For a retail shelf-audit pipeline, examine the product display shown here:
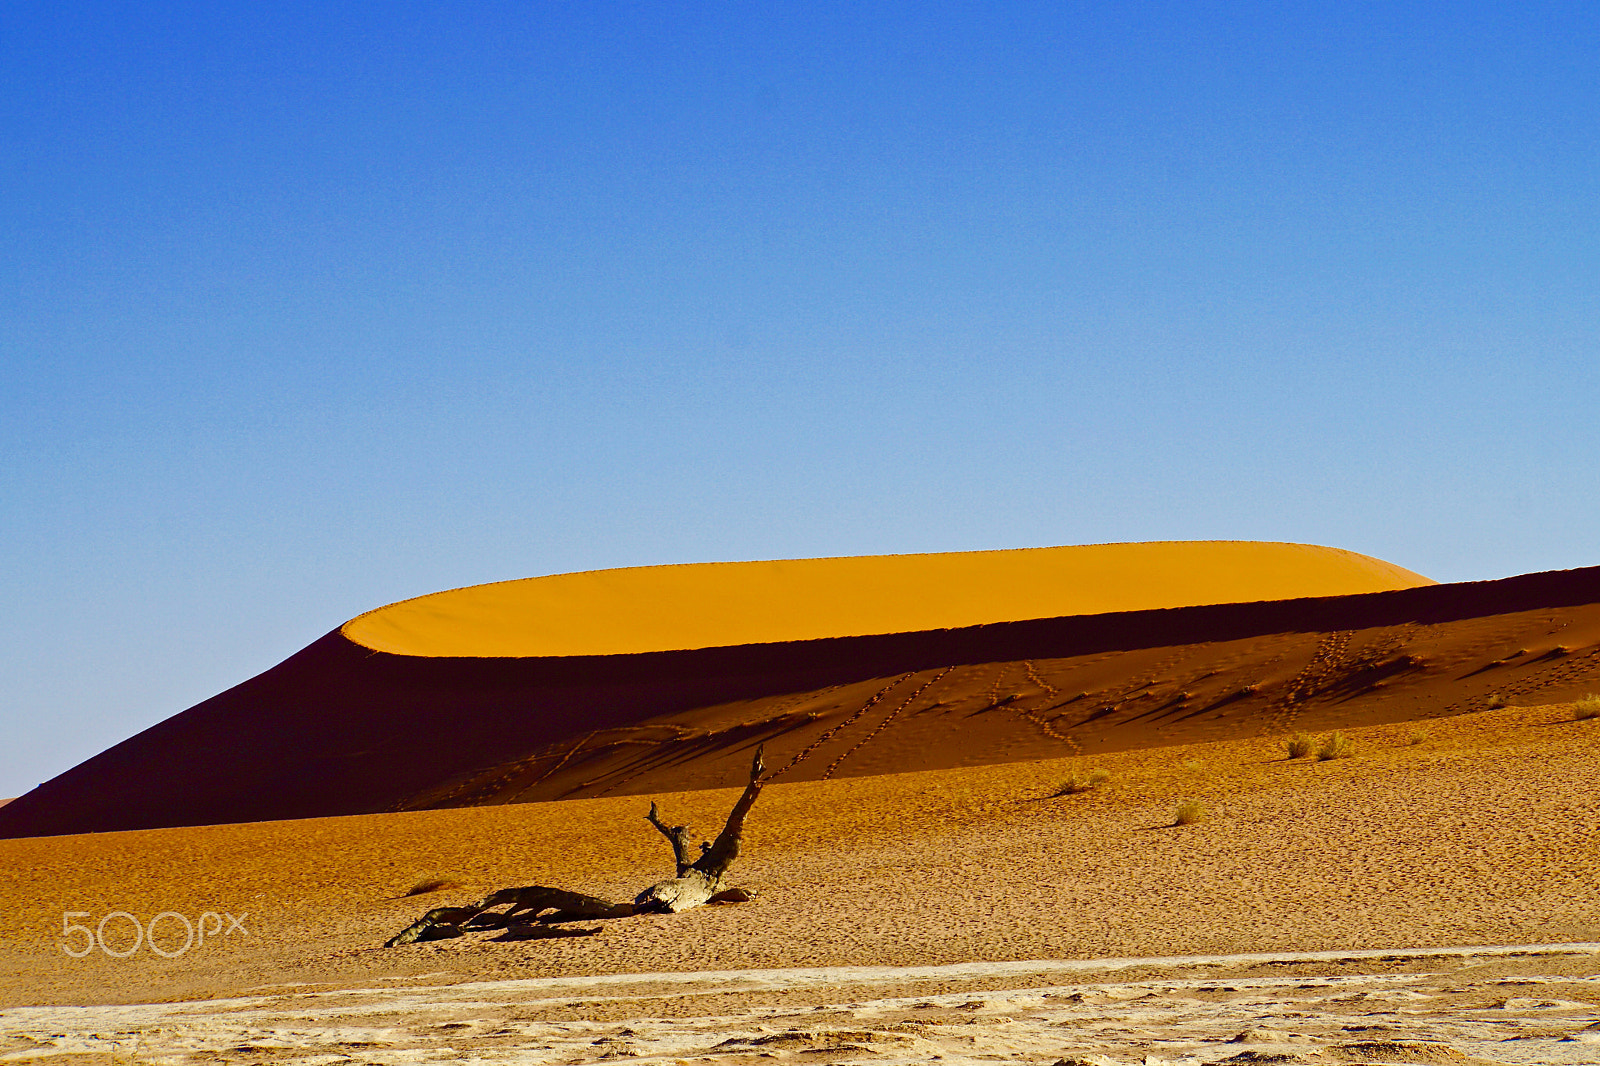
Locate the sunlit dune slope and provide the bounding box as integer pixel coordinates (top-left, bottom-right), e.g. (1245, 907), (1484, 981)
(343, 541), (1434, 657)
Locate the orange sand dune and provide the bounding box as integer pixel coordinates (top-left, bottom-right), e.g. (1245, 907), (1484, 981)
(13, 543), (1600, 843)
(344, 541), (1432, 657)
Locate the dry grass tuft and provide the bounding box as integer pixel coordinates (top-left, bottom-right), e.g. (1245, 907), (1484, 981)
(1406, 730), (1428, 746)
(402, 876), (464, 897)
(1173, 799), (1207, 826)
(1486, 693), (1509, 709)
(1053, 769), (1111, 797)
(1316, 732), (1353, 761)
(1283, 732), (1314, 759)
(1574, 695), (1600, 721)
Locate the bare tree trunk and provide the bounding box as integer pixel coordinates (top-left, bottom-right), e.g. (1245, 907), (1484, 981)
(386, 744), (767, 946)
(635, 745), (765, 913)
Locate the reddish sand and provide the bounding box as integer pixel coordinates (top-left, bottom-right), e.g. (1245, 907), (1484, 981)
(7, 546), (1600, 840)
(2, 697), (1597, 1012)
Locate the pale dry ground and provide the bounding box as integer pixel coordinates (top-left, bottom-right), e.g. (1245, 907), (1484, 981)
(344, 541), (1430, 656)
(2, 698), (1597, 1018)
(6, 945), (1600, 1064)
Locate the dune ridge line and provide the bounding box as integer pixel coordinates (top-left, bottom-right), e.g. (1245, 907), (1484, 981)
(341, 540), (1434, 658)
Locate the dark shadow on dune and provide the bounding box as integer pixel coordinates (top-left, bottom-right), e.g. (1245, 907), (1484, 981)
(3, 565), (1600, 837)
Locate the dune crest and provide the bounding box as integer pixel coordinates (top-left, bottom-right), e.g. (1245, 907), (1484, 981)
(343, 541), (1434, 658)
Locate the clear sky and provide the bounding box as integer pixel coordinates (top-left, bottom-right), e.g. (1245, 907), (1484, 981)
(3, 2), (1597, 798)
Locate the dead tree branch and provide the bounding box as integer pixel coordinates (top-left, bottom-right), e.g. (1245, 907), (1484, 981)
(645, 801), (696, 876)
(385, 744), (767, 946)
(634, 744), (765, 913)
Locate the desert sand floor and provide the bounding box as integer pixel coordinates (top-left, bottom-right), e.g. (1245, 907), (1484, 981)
(2, 700), (1598, 1061)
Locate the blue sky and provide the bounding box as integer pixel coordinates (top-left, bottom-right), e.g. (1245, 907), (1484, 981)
(3, 1), (1597, 798)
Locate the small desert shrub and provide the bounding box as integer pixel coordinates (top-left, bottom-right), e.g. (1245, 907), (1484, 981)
(1316, 731), (1352, 761)
(1173, 799), (1207, 826)
(1406, 730), (1428, 746)
(1574, 694), (1600, 721)
(1487, 693), (1509, 709)
(1283, 732), (1314, 759)
(1053, 769), (1111, 796)
(403, 876), (463, 897)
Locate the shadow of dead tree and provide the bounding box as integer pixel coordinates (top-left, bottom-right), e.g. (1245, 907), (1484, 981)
(385, 746), (767, 947)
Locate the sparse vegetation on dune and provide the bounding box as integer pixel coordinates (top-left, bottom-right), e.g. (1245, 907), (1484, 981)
(1284, 733), (1314, 759)
(1574, 695), (1600, 721)
(1316, 732), (1353, 761)
(1173, 799), (1207, 826)
(1487, 693), (1509, 709)
(1284, 731), (1353, 760)
(1052, 769), (1111, 797)
(403, 876), (464, 897)
(1406, 730), (1428, 746)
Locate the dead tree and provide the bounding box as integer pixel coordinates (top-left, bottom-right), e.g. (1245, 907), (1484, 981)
(386, 745), (766, 947)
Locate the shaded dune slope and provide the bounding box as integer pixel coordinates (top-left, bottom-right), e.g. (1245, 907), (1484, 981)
(4, 552), (1600, 838)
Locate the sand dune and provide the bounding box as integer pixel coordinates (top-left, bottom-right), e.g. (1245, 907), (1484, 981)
(343, 541), (1434, 657)
(7, 544), (1600, 840)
